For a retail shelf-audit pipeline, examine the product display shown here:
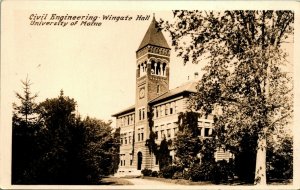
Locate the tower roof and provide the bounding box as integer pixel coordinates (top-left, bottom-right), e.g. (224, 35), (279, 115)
(137, 16), (170, 51)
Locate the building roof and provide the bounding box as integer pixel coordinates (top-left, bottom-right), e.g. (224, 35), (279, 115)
(112, 81), (198, 117)
(111, 104), (135, 117)
(137, 17), (170, 51)
(149, 81), (198, 104)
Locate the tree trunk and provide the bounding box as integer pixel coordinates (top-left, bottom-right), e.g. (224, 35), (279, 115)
(255, 130), (267, 185)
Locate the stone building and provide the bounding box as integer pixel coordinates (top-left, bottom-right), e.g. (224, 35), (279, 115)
(112, 17), (231, 176)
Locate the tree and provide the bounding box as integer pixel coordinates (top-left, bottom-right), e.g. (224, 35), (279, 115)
(12, 77), (40, 184)
(111, 127), (121, 174)
(163, 11), (294, 185)
(77, 117), (119, 184)
(35, 90), (77, 184)
(157, 137), (172, 170)
(174, 112), (201, 169)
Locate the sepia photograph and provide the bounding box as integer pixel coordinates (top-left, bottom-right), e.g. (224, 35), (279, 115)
(0, 1), (299, 189)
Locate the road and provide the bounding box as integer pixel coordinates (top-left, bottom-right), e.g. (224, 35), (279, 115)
(125, 178), (184, 187)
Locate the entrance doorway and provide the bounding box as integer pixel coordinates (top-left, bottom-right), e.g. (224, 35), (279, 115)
(137, 151), (142, 170)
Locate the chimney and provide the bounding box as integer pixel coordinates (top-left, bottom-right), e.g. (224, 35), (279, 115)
(194, 72), (199, 79)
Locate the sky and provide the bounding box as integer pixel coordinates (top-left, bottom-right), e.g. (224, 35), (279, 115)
(2, 8), (205, 124)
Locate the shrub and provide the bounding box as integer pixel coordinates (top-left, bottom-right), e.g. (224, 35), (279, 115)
(151, 171), (158, 177)
(141, 168), (152, 176)
(211, 160), (230, 184)
(172, 171), (183, 179)
(190, 162), (215, 181)
(190, 160), (235, 183)
(161, 165), (181, 179)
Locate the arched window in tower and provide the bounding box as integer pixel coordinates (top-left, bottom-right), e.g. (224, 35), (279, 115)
(151, 60), (155, 75)
(137, 64), (140, 78)
(144, 61), (147, 74)
(156, 62), (161, 75)
(162, 63), (167, 76)
(140, 63), (143, 77)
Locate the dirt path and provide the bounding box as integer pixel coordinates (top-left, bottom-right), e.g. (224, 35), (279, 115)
(125, 178), (184, 187)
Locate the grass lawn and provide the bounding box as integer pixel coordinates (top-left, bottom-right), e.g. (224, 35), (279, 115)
(142, 176), (213, 185)
(100, 176), (133, 185)
(142, 176), (293, 186)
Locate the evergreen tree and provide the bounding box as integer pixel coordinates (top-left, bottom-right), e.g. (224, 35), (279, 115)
(12, 77), (40, 184)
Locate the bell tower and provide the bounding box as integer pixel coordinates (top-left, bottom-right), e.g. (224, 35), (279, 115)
(133, 16), (171, 171)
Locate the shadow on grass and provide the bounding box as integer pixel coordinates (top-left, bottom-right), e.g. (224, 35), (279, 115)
(99, 176), (133, 185)
(142, 176), (292, 186)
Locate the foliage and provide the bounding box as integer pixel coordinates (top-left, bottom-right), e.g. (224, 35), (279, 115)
(162, 10), (294, 184)
(190, 162), (214, 182)
(157, 138), (173, 170)
(12, 77), (41, 184)
(111, 127), (121, 174)
(145, 106), (173, 171)
(12, 84), (119, 184)
(160, 165), (181, 179)
(141, 168), (153, 176)
(145, 106), (158, 155)
(174, 112), (201, 169)
(267, 135), (293, 180)
(189, 160), (234, 183)
(77, 117), (118, 183)
(151, 170), (159, 177)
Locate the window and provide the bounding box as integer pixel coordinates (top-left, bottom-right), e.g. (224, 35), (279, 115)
(205, 128), (210, 137)
(157, 85), (160, 93)
(125, 137), (127, 144)
(156, 107), (159, 118)
(121, 138), (123, 145)
(129, 132), (132, 144)
(161, 105), (165, 116)
(170, 102), (173, 114)
(139, 108), (145, 121)
(142, 108), (145, 120)
(167, 129), (171, 138)
(141, 128), (144, 141)
(161, 130), (165, 139)
(131, 115), (134, 124)
(155, 126), (159, 139)
(174, 128), (177, 137)
(139, 109), (141, 120)
(120, 154), (125, 166)
(130, 154), (133, 165)
(165, 104), (169, 115)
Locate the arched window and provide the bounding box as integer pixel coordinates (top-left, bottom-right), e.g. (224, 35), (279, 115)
(156, 62), (161, 75)
(137, 64), (140, 78)
(162, 63), (167, 76)
(151, 60), (155, 75)
(144, 61), (147, 73)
